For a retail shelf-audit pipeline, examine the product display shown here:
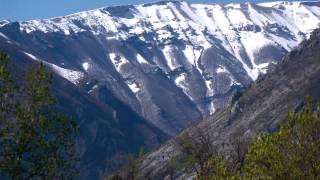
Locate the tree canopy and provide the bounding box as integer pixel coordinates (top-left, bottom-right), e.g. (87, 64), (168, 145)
(0, 52), (79, 179)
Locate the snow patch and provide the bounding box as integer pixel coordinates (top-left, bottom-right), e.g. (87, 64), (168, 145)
(24, 52), (84, 85)
(0, 32), (9, 40)
(162, 46), (178, 70)
(182, 45), (198, 66)
(208, 100), (216, 115)
(50, 64), (84, 85)
(109, 53), (129, 72)
(136, 54), (149, 64)
(24, 52), (39, 61)
(88, 84), (99, 94)
(256, 62), (270, 74)
(128, 83), (140, 93)
(258, 1), (284, 7)
(205, 79), (213, 97)
(216, 66), (226, 73)
(0, 20), (10, 27)
(174, 73), (193, 100)
(82, 62), (90, 71)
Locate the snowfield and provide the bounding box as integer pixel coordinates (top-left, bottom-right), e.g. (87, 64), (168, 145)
(2, 0), (319, 134)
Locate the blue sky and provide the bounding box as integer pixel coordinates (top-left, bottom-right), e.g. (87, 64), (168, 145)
(0, 0), (300, 21)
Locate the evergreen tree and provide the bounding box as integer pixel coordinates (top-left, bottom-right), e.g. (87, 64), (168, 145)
(245, 97), (320, 179)
(0, 52), (79, 179)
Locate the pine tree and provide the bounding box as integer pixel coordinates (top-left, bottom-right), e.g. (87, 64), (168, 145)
(0, 52), (79, 179)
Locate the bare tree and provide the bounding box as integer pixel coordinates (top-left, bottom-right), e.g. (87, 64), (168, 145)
(175, 126), (216, 175)
(229, 127), (251, 175)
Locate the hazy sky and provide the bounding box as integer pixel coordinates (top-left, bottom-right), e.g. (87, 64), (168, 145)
(0, 0), (303, 21)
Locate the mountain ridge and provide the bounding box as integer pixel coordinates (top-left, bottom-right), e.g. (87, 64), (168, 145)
(0, 37), (169, 179)
(1, 1), (318, 135)
(135, 27), (320, 179)
(0, 0), (320, 178)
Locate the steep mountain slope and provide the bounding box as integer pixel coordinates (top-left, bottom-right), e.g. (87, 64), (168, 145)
(136, 28), (320, 179)
(0, 39), (168, 179)
(1, 1), (319, 135)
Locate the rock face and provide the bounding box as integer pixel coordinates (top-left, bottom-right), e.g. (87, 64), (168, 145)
(136, 28), (320, 179)
(1, 1), (319, 135)
(0, 0), (320, 178)
(0, 40), (169, 179)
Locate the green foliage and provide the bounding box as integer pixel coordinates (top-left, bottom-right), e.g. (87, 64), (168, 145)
(108, 174), (123, 180)
(0, 52), (79, 179)
(138, 146), (145, 158)
(126, 154), (138, 180)
(245, 97), (320, 179)
(194, 97), (320, 180)
(197, 156), (241, 180)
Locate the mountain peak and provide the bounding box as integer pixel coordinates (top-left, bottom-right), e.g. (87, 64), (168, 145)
(136, 23), (320, 180)
(4, 0), (319, 80)
(1, 0), (320, 130)
(0, 20), (10, 27)
(141, 0), (185, 7)
(1, 0), (320, 178)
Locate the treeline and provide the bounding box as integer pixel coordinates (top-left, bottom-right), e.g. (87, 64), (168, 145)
(109, 97), (320, 180)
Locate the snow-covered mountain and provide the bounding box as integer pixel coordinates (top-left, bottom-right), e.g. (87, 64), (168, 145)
(1, 0), (320, 178)
(1, 0), (320, 135)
